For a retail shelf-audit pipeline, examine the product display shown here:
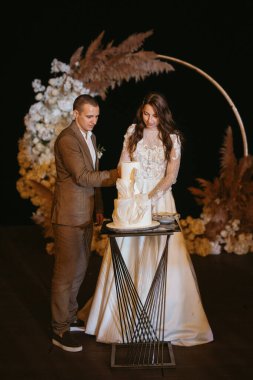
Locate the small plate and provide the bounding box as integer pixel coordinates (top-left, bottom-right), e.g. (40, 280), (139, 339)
(152, 212), (180, 224)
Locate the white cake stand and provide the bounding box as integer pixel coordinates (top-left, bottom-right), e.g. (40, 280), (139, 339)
(106, 220), (160, 232)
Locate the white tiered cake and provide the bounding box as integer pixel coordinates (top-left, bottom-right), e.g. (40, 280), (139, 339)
(111, 161), (152, 229)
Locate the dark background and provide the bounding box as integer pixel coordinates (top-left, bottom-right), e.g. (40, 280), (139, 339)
(2, 0), (253, 225)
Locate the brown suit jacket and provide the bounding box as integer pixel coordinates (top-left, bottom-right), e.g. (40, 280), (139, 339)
(51, 121), (117, 226)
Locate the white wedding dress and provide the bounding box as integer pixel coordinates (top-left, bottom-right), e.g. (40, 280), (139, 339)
(79, 124), (213, 346)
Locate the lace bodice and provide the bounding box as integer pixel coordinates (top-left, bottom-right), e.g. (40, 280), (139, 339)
(118, 124), (181, 202)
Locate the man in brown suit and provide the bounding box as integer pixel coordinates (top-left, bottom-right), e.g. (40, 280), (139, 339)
(51, 94), (118, 352)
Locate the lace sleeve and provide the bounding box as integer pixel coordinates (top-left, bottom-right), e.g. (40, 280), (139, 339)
(149, 134), (181, 203)
(118, 124), (136, 164)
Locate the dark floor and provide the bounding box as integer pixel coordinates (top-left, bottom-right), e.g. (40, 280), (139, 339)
(0, 225), (253, 380)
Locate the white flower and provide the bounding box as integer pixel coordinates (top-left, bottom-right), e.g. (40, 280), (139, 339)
(32, 79), (45, 93)
(220, 230), (228, 238)
(35, 93), (44, 101)
(209, 241), (222, 254)
(51, 59), (70, 74)
(58, 99), (73, 112)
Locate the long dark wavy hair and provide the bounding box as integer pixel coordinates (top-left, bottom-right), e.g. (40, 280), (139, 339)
(128, 92), (183, 160)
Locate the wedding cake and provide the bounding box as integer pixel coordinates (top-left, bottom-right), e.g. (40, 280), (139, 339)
(111, 161), (152, 228)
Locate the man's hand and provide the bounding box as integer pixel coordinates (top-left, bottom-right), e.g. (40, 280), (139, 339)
(117, 165), (121, 178)
(96, 213), (104, 225)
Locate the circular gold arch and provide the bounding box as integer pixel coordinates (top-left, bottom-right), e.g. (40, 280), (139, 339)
(157, 54), (248, 157)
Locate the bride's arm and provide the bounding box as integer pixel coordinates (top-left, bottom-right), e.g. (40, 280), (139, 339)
(117, 124), (135, 165)
(118, 145), (131, 164)
(148, 135), (181, 202)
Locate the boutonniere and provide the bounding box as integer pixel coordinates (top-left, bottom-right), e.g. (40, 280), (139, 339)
(97, 144), (106, 159)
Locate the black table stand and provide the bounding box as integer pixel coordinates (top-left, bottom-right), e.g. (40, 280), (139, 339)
(100, 220), (180, 371)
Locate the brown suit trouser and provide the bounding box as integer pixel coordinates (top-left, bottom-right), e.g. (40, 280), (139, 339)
(51, 223), (93, 335)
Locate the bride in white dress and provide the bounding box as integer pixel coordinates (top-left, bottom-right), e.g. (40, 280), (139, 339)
(79, 92), (213, 346)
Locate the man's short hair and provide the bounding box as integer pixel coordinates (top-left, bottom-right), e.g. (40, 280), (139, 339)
(73, 94), (99, 112)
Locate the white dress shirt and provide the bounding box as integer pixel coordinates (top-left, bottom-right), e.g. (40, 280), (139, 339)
(80, 129), (96, 168)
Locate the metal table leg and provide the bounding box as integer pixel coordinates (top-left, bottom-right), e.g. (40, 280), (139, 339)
(110, 235), (176, 369)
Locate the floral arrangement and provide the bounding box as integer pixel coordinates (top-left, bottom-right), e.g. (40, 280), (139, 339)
(180, 127), (253, 256)
(16, 30), (173, 253)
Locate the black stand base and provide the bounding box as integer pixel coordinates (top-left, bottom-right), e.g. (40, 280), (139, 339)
(111, 341), (176, 369)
